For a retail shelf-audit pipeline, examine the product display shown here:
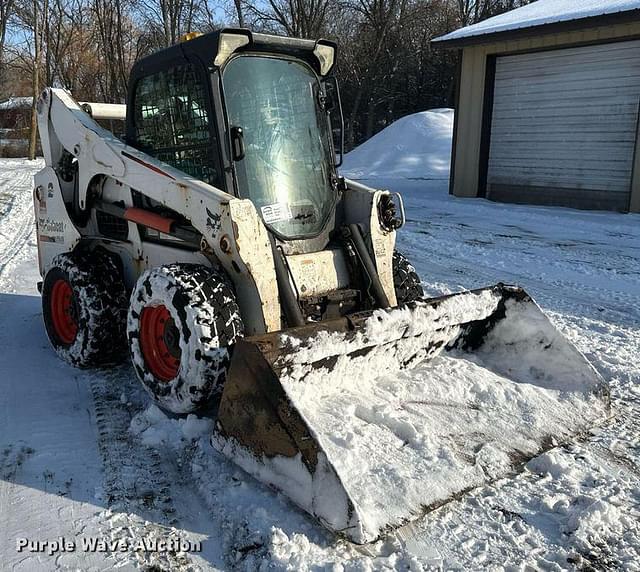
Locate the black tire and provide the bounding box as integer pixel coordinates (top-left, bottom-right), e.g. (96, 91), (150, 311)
(393, 250), (423, 305)
(42, 250), (128, 367)
(127, 264), (244, 414)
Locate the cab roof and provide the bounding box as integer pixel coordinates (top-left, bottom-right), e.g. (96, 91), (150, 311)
(131, 28), (337, 79)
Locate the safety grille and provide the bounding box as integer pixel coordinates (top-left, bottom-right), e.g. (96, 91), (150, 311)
(133, 64), (220, 186)
(96, 210), (129, 241)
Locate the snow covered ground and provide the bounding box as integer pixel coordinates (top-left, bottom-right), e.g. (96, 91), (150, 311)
(1, 108), (639, 571)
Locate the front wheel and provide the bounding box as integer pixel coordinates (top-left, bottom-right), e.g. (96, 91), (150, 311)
(393, 250), (424, 305)
(127, 264), (244, 414)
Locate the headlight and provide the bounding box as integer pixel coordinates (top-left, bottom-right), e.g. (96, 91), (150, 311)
(378, 192), (405, 231)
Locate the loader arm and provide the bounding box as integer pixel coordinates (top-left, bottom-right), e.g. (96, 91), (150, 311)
(36, 87), (281, 334)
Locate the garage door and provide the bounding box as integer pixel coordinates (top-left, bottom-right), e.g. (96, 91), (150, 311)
(486, 40), (640, 211)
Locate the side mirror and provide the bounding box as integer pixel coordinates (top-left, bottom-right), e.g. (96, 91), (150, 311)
(323, 76), (344, 168)
(230, 126), (245, 161)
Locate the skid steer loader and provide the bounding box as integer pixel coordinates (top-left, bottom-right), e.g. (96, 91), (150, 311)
(33, 28), (610, 544)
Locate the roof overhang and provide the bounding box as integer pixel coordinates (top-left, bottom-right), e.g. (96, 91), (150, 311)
(433, 8), (640, 49)
(132, 28), (338, 80)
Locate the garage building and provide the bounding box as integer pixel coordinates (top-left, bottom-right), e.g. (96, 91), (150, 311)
(434, 0), (640, 213)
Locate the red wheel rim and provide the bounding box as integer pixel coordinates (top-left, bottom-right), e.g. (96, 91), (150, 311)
(50, 279), (78, 344)
(140, 305), (181, 382)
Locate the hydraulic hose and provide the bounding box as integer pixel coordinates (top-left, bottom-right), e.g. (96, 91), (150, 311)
(270, 238), (305, 327)
(346, 223), (390, 309)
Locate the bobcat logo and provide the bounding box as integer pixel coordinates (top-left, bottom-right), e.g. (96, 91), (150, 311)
(206, 208), (222, 237)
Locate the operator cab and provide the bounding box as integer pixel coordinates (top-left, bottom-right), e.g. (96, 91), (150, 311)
(126, 29), (343, 243)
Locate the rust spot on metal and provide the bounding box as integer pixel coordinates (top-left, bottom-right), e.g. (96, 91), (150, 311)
(121, 151), (175, 180)
(220, 234), (232, 254)
(200, 237), (214, 254)
(132, 252), (146, 275)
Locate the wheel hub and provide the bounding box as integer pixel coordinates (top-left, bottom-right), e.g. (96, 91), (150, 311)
(140, 305), (181, 382)
(50, 279), (78, 344)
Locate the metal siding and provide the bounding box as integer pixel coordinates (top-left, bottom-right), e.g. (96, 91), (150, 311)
(487, 40), (640, 204)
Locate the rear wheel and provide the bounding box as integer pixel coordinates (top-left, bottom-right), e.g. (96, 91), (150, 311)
(42, 251), (128, 367)
(393, 250), (423, 305)
(127, 264), (244, 414)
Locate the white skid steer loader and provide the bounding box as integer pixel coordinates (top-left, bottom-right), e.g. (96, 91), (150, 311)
(33, 29), (610, 544)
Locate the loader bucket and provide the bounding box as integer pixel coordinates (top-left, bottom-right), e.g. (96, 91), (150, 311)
(211, 284), (610, 544)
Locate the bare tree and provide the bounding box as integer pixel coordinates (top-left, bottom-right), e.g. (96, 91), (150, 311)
(245, 0), (334, 38)
(92, 0), (141, 100)
(10, 0), (48, 157)
(0, 0), (17, 94)
(456, 0), (531, 26)
(337, 0), (410, 145)
(28, 0), (47, 158)
(233, 0), (243, 27)
(136, 0), (204, 48)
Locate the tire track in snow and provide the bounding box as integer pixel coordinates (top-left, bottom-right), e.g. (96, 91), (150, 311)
(0, 443), (35, 549)
(0, 211), (33, 277)
(0, 163), (37, 280)
(88, 367), (197, 570)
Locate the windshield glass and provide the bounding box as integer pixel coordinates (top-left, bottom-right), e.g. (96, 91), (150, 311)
(222, 55), (335, 238)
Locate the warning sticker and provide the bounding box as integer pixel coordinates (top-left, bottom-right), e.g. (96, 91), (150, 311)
(261, 203), (292, 224)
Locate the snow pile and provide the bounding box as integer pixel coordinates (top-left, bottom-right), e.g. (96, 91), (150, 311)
(341, 109), (453, 182)
(435, 0), (640, 43)
(213, 287), (609, 544)
(130, 404), (214, 450)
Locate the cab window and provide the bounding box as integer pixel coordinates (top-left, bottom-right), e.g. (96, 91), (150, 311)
(133, 64), (220, 187)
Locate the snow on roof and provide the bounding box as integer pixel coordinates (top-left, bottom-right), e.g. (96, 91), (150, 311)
(0, 97), (33, 110)
(434, 0), (640, 44)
